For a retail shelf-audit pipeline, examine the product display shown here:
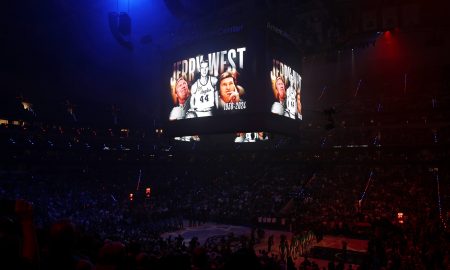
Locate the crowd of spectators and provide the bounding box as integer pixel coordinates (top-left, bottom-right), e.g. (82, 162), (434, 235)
(1, 118), (449, 269)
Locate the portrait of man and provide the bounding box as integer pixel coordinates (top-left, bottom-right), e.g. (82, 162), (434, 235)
(297, 88), (302, 120)
(270, 72), (287, 116)
(169, 76), (191, 120)
(218, 70), (245, 111)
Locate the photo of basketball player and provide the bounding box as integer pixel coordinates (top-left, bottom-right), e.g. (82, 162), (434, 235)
(270, 67), (303, 120)
(234, 132), (245, 143)
(218, 70), (245, 111)
(270, 71), (287, 116)
(234, 132), (268, 143)
(297, 87), (302, 120)
(169, 76), (191, 120)
(285, 74), (297, 119)
(189, 61), (218, 117)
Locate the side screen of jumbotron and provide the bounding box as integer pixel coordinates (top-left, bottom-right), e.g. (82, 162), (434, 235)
(266, 23), (303, 121)
(269, 59), (302, 120)
(169, 47), (248, 121)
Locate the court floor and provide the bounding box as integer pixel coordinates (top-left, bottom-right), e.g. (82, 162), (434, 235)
(162, 221), (368, 269)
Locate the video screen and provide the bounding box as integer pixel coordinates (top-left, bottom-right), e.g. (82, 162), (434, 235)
(169, 47), (248, 120)
(164, 21), (304, 138)
(173, 135), (200, 142)
(269, 59), (302, 120)
(234, 132), (269, 143)
(173, 132), (269, 143)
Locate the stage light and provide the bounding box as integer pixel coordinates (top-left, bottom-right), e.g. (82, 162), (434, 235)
(397, 212), (404, 224)
(120, 129), (129, 138)
(21, 101), (31, 110)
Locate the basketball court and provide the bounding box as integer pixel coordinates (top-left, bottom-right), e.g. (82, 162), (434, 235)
(162, 221), (368, 269)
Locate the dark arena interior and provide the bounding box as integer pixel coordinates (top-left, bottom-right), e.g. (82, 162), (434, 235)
(1, 1), (449, 269)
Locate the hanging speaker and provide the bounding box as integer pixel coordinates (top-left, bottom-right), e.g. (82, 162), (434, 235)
(382, 7), (398, 30)
(401, 4), (419, 28)
(119, 12), (131, 36)
(108, 12), (119, 35)
(108, 12), (133, 50)
(362, 10), (378, 32)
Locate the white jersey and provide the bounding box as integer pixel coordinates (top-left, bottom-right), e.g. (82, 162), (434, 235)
(271, 101), (285, 115)
(190, 77), (216, 112)
(244, 132), (257, 142)
(169, 103), (188, 120)
(285, 86), (297, 119)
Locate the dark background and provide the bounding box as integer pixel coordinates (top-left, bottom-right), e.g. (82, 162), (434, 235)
(2, 0), (449, 130)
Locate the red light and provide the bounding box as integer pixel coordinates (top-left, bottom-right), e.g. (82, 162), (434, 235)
(145, 187), (151, 198)
(129, 193), (134, 201)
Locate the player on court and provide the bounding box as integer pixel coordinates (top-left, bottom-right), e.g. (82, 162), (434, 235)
(189, 61), (218, 117)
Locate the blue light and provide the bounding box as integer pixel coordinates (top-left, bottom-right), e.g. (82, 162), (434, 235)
(360, 171), (374, 201)
(377, 103), (382, 112)
(434, 170), (447, 229)
(320, 137), (326, 148)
